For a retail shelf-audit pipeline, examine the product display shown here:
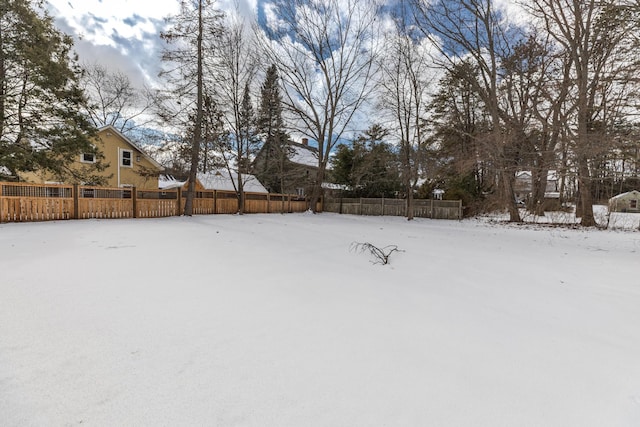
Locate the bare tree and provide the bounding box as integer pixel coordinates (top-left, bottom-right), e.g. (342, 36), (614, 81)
(80, 63), (157, 135)
(527, 0), (639, 226)
(256, 0), (382, 212)
(215, 8), (259, 214)
(379, 2), (433, 220)
(413, 0), (525, 222)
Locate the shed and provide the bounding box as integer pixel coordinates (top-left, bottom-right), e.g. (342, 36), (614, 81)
(609, 190), (640, 213)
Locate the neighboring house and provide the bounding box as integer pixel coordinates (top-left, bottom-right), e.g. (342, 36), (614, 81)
(432, 189), (445, 200)
(514, 170), (559, 202)
(253, 138), (319, 196)
(20, 126), (164, 189)
(159, 169), (268, 194)
(609, 190), (640, 213)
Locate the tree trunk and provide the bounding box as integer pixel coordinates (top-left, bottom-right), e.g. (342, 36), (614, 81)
(308, 166), (324, 213)
(184, 0), (204, 216)
(577, 156), (596, 226)
(502, 171), (521, 222)
(237, 171), (244, 214)
(406, 185), (414, 220)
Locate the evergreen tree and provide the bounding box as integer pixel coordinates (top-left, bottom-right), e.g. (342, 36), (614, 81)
(428, 62), (493, 214)
(330, 125), (402, 198)
(0, 0), (99, 182)
(256, 64), (290, 193)
(200, 94), (227, 173)
(176, 92), (228, 175)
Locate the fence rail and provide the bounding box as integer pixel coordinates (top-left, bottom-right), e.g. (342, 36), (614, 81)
(0, 182), (312, 223)
(323, 197), (462, 220)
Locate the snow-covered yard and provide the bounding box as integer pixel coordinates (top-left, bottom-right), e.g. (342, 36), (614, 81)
(1, 213), (639, 426)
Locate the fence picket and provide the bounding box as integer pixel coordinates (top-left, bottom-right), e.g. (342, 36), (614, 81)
(0, 181), (313, 223)
(323, 197), (462, 220)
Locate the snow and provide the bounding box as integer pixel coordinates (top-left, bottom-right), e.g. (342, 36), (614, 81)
(485, 205), (640, 231)
(158, 171), (269, 193)
(157, 174), (186, 190)
(198, 170), (268, 193)
(289, 144), (318, 168)
(1, 213), (640, 426)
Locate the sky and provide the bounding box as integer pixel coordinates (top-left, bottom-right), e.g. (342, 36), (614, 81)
(44, 0), (529, 88)
(45, 0), (258, 88)
(1, 212), (640, 425)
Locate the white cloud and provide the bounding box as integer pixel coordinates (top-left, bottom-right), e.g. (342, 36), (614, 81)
(45, 0), (258, 88)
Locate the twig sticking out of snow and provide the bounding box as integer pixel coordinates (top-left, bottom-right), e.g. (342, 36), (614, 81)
(351, 242), (403, 265)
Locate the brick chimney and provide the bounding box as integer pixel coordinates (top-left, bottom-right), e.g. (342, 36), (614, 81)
(301, 138), (308, 146)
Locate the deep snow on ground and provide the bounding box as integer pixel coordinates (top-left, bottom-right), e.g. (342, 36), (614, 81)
(1, 213), (640, 426)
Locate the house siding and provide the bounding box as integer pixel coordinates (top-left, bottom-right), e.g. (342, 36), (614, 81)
(96, 130), (161, 189)
(609, 190), (640, 213)
(20, 127), (162, 190)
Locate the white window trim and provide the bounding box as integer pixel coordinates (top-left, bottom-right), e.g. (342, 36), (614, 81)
(120, 149), (133, 168)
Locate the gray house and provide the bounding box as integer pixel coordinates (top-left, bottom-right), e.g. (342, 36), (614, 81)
(609, 190), (640, 213)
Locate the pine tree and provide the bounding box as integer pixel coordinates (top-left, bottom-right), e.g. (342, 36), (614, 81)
(256, 64), (290, 193)
(330, 125), (402, 198)
(0, 0), (99, 181)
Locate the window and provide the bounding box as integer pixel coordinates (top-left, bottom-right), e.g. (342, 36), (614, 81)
(296, 188), (305, 197)
(631, 200), (638, 209)
(121, 149), (132, 167)
(81, 152), (95, 163)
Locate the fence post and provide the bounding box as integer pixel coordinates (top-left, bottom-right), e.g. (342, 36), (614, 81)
(0, 182), (4, 223)
(359, 198), (363, 216)
(213, 190), (218, 214)
(177, 187), (182, 217)
(381, 197), (385, 216)
(431, 198), (434, 219)
(72, 184), (79, 219)
(132, 187), (138, 218)
(458, 200), (463, 219)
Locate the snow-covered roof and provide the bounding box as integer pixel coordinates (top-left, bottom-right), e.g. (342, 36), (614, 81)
(609, 190), (640, 200)
(516, 170), (559, 181)
(159, 171), (268, 193)
(158, 175), (187, 190)
(198, 170), (268, 193)
(289, 143), (318, 168)
(322, 182), (349, 190)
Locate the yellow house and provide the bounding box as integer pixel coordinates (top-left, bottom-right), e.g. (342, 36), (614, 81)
(21, 126), (164, 190)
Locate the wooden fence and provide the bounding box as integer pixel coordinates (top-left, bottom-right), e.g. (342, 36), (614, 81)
(323, 197), (463, 220)
(0, 182), (311, 223)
